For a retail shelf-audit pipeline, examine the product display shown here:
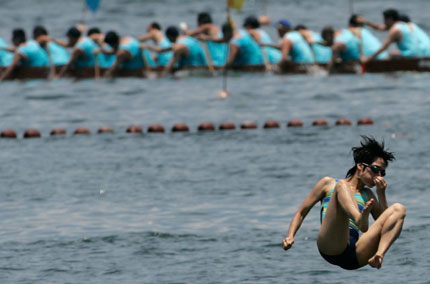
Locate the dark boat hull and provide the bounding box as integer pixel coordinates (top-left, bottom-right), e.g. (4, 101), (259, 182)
(1, 57), (429, 80)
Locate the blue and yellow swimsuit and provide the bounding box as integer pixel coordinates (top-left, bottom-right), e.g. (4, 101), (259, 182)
(319, 179), (369, 270)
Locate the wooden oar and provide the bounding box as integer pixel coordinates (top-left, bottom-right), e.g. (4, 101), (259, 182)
(202, 41), (215, 73)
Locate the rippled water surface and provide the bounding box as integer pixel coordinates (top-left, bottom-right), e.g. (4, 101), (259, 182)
(1, 0), (430, 283)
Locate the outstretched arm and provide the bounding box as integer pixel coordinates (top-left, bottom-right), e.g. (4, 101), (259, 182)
(57, 48), (83, 78)
(160, 44), (187, 77)
(326, 42), (345, 73)
(357, 16), (387, 31)
(283, 177), (334, 250)
(184, 24), (211, 37)
(0, 52), (23, 82)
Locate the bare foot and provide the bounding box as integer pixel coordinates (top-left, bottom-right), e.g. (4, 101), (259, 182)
(368, 254), (383, 269)
(358, 198), (374, 232)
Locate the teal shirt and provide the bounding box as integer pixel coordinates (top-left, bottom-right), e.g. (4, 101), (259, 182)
(394, 22), (420, 57)
(119, 37), (154, 69)
(75, 37), (97, 67)
(17, 40), (49, 67)
(47, 42), (70, 65)
(311, 31), (332, 63)
(97, 44), (116, 68)
(0, 37), (13, 66)
(334, 29), (361, 61)
(360, 28), (388, 59)
(284, 31), (314, 63)
(258, 29), (281, 64)
(206, 31), (228, 66)
(412, 23), (430, 57)
(231, 30), (263, 65)
(157, 36), (173, 66)
(177, 36), (207, 66)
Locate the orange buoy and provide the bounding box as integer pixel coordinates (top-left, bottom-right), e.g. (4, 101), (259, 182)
(357, 117), (374, 125)
(312, 119), (328, 126)
(287, 120), (304, 127)
(98, 126), (114, 133)
(74, 127), (91, 135)
(241, 121), (257, 129)
(335, 118), (352, 126)
(126, 125), (143, 133)
(23, 129), (41, 138)
(148, 124), (165, 133)
(198, 122), (215, 131)
(219, 122), (236, 130)
(50, 128), (67, 136)
(263, 120), (280, 129)
(217, 90), (231, 99)
(171, 123), (190, 132)
(1, 129), (17, 138)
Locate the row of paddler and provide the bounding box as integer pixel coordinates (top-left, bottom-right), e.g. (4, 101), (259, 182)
(1, 9), (429, 80)
(0, 118), (375, 139)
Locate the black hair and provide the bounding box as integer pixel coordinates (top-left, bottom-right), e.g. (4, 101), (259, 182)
(33, 25), (48, 39)
(346, 136), (395, 178)
(198, 12), (212, 25)
(165, 26), (179, 38)
(321, 26), (334, 41)
(150, 22), (162, 30)
(349, 14), (362, 27)
(87, 27), (101, 36)
(294, 24), (307, 31)
(398, 14), (411, 23)
(383, 9), (399, 21)
(222, 22), (233, 35)
(243, 15), (260, 29)
(104, 31), (120, 48)
(12, 28), (26, 44)
(66, 27), (81, 39)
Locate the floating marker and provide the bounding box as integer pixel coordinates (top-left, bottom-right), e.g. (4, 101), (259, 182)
(198, 122), (215, 131)
(98, 126), (114, 133)
(357, 117), (374, 125)
(74, 127), (91, 135)
(0, 129), (17, 138)
(148, 124), (165, 133)
(241, 121), (257, 129)
(219, 122), (236, 130)
(23, 129), (41, 138)
(126, 125), (143, 133)
(50, 128), (67, 136)
(335, 118), (352, 126)
(264, 120), (280, 129)
(312, 119), (328, 126)
(171, 123), (189, 132)
(287, 120), (304, 127)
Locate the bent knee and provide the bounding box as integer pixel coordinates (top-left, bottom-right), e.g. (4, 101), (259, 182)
(391, 203), (406, 218)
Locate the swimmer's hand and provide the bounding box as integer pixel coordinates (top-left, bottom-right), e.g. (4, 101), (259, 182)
(282, 236), (294, 250)
(374, 176), (387, 193)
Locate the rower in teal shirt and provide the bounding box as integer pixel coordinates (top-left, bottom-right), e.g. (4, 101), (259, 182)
(284, 31), (314, 63)
(177, 35), (207, 66)
(360, 28), (388, 59)
(32, 26), (70, 65)
(119, 37), (154, 69)
(231, 30), (264, 65)
(334, 29), (361, 61)
(0, 29), (49, 81)
(0, 37), (13, 66)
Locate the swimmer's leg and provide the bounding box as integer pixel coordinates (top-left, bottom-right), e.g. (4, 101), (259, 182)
(355, 203), (406, 269)
(317, 180), (372, 255)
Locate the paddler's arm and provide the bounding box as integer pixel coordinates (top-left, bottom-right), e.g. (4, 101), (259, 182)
(0, 46), (16, 52)
(357, 16), (387, 31)
(56, 48), (84, 78)
(50, 37), (71, 48)
(160, 43), (187, 77)
(184, 24), (211, 37)
(283, 177), (333, 250)
(139, 44), (172, 53)
(327, 42), (345, 73)
(278, 37), (293, 65)
(104, 49), (131, 78)
(0, 52), (23, 82)
(260, 42), (282, 50)
(137, 30), (155, 42)
(225, 42), (238, 68)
